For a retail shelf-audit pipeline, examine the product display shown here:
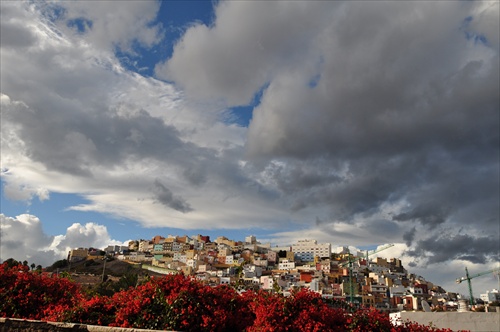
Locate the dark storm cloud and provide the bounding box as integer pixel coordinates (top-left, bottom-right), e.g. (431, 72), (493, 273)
(393, 204), (451, 228)
(273, 163), (344, 195)
(0, 13), (37, 49)
(403, 228), (417, 247)
(266, 155), (420, 220)
(182, 163), (207, 186)
(247, 53), (498, 226)
(359, 219), (403, 239)
(243, 3), (499, 225)
(318, 225), (366, 242)
(2, 101), (190, 176)
(408, 233), (499, 265)
(152, 179), (193, 213)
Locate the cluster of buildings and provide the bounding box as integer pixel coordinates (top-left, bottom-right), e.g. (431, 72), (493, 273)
(68, 235), (498, 311)
(480, 289), (500, 303)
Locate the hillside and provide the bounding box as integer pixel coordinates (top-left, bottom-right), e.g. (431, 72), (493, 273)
(45, 258), (162, 278)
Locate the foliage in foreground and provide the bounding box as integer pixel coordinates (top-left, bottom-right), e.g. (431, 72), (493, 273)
(0, 262), (459, 331)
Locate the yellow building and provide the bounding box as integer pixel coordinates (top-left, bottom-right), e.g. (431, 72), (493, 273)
(69, 248), (88, 262)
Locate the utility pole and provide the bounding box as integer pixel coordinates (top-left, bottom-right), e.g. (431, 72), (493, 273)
(101, 257), (107, 282)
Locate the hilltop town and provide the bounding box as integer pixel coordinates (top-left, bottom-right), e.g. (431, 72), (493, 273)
(66, 235), (498, 312)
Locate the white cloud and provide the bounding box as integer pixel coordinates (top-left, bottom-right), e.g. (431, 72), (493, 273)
(467, 1), (499, 50)
(156, 2), (334, 106)
(0, 214), (123, 267)
(49, 0), (163, 54)
(2, 181), (49, 203)
(52, 222), (122, 254)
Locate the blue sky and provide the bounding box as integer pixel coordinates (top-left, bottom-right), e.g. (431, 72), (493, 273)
(0, 184), (273, 244)
(116, 1), (214, 77)
(1, 0), (499, 294)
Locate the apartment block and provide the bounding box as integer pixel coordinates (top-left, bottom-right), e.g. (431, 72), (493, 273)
(292, 239), (331, 262)
(480, 289), (500, 303)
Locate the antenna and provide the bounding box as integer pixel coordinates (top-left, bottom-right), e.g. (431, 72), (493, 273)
(421, 300), (431, 312)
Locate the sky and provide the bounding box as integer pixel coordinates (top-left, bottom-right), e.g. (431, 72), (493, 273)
(1, 1), (499, 296)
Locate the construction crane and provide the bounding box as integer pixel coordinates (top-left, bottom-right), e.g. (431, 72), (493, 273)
(340, 244), (395, 304)
(456, 267), (500, 306)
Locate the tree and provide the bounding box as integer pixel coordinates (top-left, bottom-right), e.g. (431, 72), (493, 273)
(273, 279), (282, 294)
(4, 258), (19, 268)
(114, 273), (139, 292)
(50, 259), (69, 270)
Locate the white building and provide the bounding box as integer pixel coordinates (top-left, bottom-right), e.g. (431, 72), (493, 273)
(138, 240), (150, 252)
(260, 275), (274, 290)
(104, 245), (128, 254)
(186, 259), (198, 269)
(389, 285), (407, 297)
(369, 272), (386, 286)
(225, 255), (234, 265)
(127, 252), (152, 262)
(407, 286), (423, 295)
(253, 257), (268, 268)
(292, 239), (331, 261)
(278, 260), (296, 271)
(310, 279), (320, 292)
(243, 264), (263, 278)
(172, 242), (183, 252)
(480, 289), (500, 303)
(245, 235), (257, 244)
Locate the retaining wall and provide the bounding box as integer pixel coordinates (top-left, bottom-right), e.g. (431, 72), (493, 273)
(0, 318), (169, 332)
(5, 313), (499, 332)
(390, 311), (500, 332)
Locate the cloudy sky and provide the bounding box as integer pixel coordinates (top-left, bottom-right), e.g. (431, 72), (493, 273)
(1, 1), (498, 295)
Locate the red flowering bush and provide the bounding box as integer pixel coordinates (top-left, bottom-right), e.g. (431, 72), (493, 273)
(0, 263), (463, 331)
(53, 294), (116, 326)
(0, 263), (82, 320)
(244, 289), (348, 332)
(346, 307), (393, 332)
(106, 274), (251, 331)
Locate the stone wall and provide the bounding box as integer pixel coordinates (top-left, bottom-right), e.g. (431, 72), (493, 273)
(0, 318), (168, 332)
(390, 311), (500, 332)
